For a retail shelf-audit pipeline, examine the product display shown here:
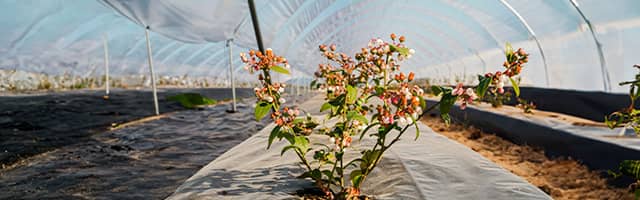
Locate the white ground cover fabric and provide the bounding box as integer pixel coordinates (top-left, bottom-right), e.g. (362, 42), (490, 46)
(168, 96), (550, 199)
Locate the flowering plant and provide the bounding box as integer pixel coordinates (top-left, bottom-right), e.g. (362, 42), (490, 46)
(243, 36), (528, 199)
(605, 64), (640, 134)
(475, 43), (528, 107)
(517, 98), (536, 114)
(606, 65), (640, 199)
(432, 43), (528, 123)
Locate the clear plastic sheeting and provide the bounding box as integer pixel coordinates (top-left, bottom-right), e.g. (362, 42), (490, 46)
(0, 0), (638, 92)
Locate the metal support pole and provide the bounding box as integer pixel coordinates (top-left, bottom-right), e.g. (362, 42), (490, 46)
(248, 0), (265, 53)
(227, 39), (238, 112)
(569, 0), (611, 92)
(498, 0), (550, 87)
(103, 34), (110, 96)
(145, 26), (160, 115)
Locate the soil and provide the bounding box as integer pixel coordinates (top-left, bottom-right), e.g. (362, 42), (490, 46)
(0, 88), (253, 167)
(421, 114), (634, 200)
(0, 88), (313, 199)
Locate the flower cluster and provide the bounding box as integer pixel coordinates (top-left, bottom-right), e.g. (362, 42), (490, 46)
(503, 47), (528, 77)
(452, 83), (479, 110)
(484, 46), (529, 94)
(253, 83), (287, 104)
(241, 48), (315, 138)
(240, 48), (290, 74)
(273, 107), (300, 126)
(378, 82), (424, 127)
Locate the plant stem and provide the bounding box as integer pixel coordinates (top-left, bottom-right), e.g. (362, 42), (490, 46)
(327, 156), (339, 189)
(262, 69), (280, 111)
(295, 150), (312, 171)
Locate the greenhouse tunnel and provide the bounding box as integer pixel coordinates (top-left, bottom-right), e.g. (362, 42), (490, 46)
(1, 0), (640, 199)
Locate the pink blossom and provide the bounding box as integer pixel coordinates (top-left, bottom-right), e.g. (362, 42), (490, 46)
(452, 83), (464, 96)
(465, 88), (478, 100)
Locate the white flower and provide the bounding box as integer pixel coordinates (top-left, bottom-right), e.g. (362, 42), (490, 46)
(278, 87), (285, 93)
(415, 106), (423, 114)
(253, 87), (260, 92)
(329, 137), (336, 144)
(406, 116), (416, 125)
(411, 112), (418, 120)
(397, 117), (408, 126)
(327, 86), (335, 92)
(465, 88), (478, 100)
(409, 49), (415, 55)
(357, 124), (366, 130)
(279, 98), (286, 104)
(264, 96), (274, 103)
(406, 54), (412, 59)
(376, 39), (384, 46)
(240, 53), (248, 62)
(284, 63), (290, 69)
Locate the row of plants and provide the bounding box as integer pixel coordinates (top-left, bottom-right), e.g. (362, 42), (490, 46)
(0, 69), (277, 92)
(242, 34), (529, 199)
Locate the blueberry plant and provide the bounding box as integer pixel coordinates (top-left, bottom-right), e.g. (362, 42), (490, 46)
(605, 64), (640, 134)
(242, 35), (527, 199)
(606, 65), (640, 199)
(476, 43), (528, 108)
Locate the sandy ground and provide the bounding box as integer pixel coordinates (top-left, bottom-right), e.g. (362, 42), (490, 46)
(0, 90), (313, 199)
(0, 88), (253, 167)
(421, 114), (634, 200)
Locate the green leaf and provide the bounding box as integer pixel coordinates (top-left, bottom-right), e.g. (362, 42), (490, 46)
(441, 113), (451, 125)
(167, 93), (217, 109)
(293, 136), (310, 154)
(346, 84), (358, 104)
(267, 126), (281, 149)
(438, 92), (457, 125)
(617, 160), (640, 180)
(476, 75), (491, 99)
(280, 127), (295, 144)
(431, 85), (443, 96)
(439, 94), (457, 115)
(389, 44), (409, 56)
(505, 42), (515, 62)
(409, 116), (420, 140)
(329, 94), (345, 106)
(254, 101), (272, 121)
(361, 150), (382, 170)
(320, 102), (332, 112)
(311, 169), (322, 180)
(509, 77), (520, 97)
(270, 65), (290, 75)
(418, 96), (427, 112)
(310, 79), (317, 88)
(347, 111), (368, 124)
(350, 170), (363, 188)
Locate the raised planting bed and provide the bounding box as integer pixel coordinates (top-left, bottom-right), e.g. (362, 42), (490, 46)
(168, 96), (550, 200)
(425, 98), (640, 173)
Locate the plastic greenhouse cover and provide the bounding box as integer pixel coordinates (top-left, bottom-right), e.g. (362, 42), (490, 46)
(0, 0), (638, 92)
